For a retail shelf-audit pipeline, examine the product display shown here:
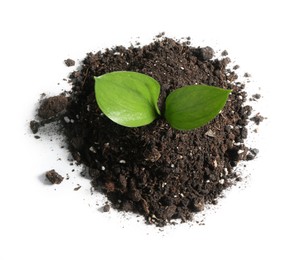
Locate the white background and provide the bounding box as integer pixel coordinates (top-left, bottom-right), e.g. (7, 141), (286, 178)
(1, 0), (300, 259)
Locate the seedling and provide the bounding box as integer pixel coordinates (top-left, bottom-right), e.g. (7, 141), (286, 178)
(94, 71), (231, 130)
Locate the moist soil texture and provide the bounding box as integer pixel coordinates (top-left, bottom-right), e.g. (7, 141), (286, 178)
(34, 35), (260, 226)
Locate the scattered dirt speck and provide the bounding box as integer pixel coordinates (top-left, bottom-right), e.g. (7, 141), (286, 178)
(64, 58), (75, 67)
(102, 204), (110, 212)
(45, 169), (64, 184)
(221, 50), (228, 56)
(250, 113), (265, 125)
(74, 185), (81, 191)
(30, 120), (40, 134)
(38, 95), (68, 120)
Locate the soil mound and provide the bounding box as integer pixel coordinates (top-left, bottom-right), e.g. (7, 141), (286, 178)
(33, 36), (259, 226)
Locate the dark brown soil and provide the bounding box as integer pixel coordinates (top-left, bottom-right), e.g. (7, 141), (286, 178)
(33, 36), (261, 226)
(250, 113), (265, 125)
(45, 169), (64, 184)
(38, 95), (68, 120)
(64, 58), (75, 67)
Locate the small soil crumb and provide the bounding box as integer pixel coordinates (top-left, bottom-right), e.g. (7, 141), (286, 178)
(64, 59), (75, 67)
(34, 135), (40, 139)
(46, 169), (64, 184)
(200, 46), (214, 61)
(250, 113), (265, 125)
(30, 120), (40, 134)
(233, 65), (240, 70)
(244, 72), (251, 77)
(253, 93), (261, 99)
(193, 46), (214, 61)
(38, 95), (69, 119)
(250, 93), (261, 101)
(246, 148), (259, 160)
(74, 185), (81, 191)
(221, 50), (228, 56)
(102, 204), (110, 212)
(156, 32), (165, 38)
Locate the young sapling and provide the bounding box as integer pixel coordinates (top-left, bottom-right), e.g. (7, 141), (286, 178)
(94, 71), (231, 130)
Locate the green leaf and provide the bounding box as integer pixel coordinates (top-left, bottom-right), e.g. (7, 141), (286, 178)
(165, 85), (231, 130)
(94, 71), (160, 127)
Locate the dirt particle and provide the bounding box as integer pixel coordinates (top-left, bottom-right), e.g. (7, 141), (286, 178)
(193, 46), (214, 61)
(30, 120), (40, 134)
(250, 113), (265, 125)
(246, 148), (259, 160)
(250, 93), (261, 101)
(74, 185), (81, 191)
(64, 58), (75, 67)
(38, 95), (68, 120)
(221, 50), (228, 56)
(102, 204), (110, 212)
(45, 169), (64, 184)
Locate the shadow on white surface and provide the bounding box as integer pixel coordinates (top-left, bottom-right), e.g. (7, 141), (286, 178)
(37, 173), (53, 185)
